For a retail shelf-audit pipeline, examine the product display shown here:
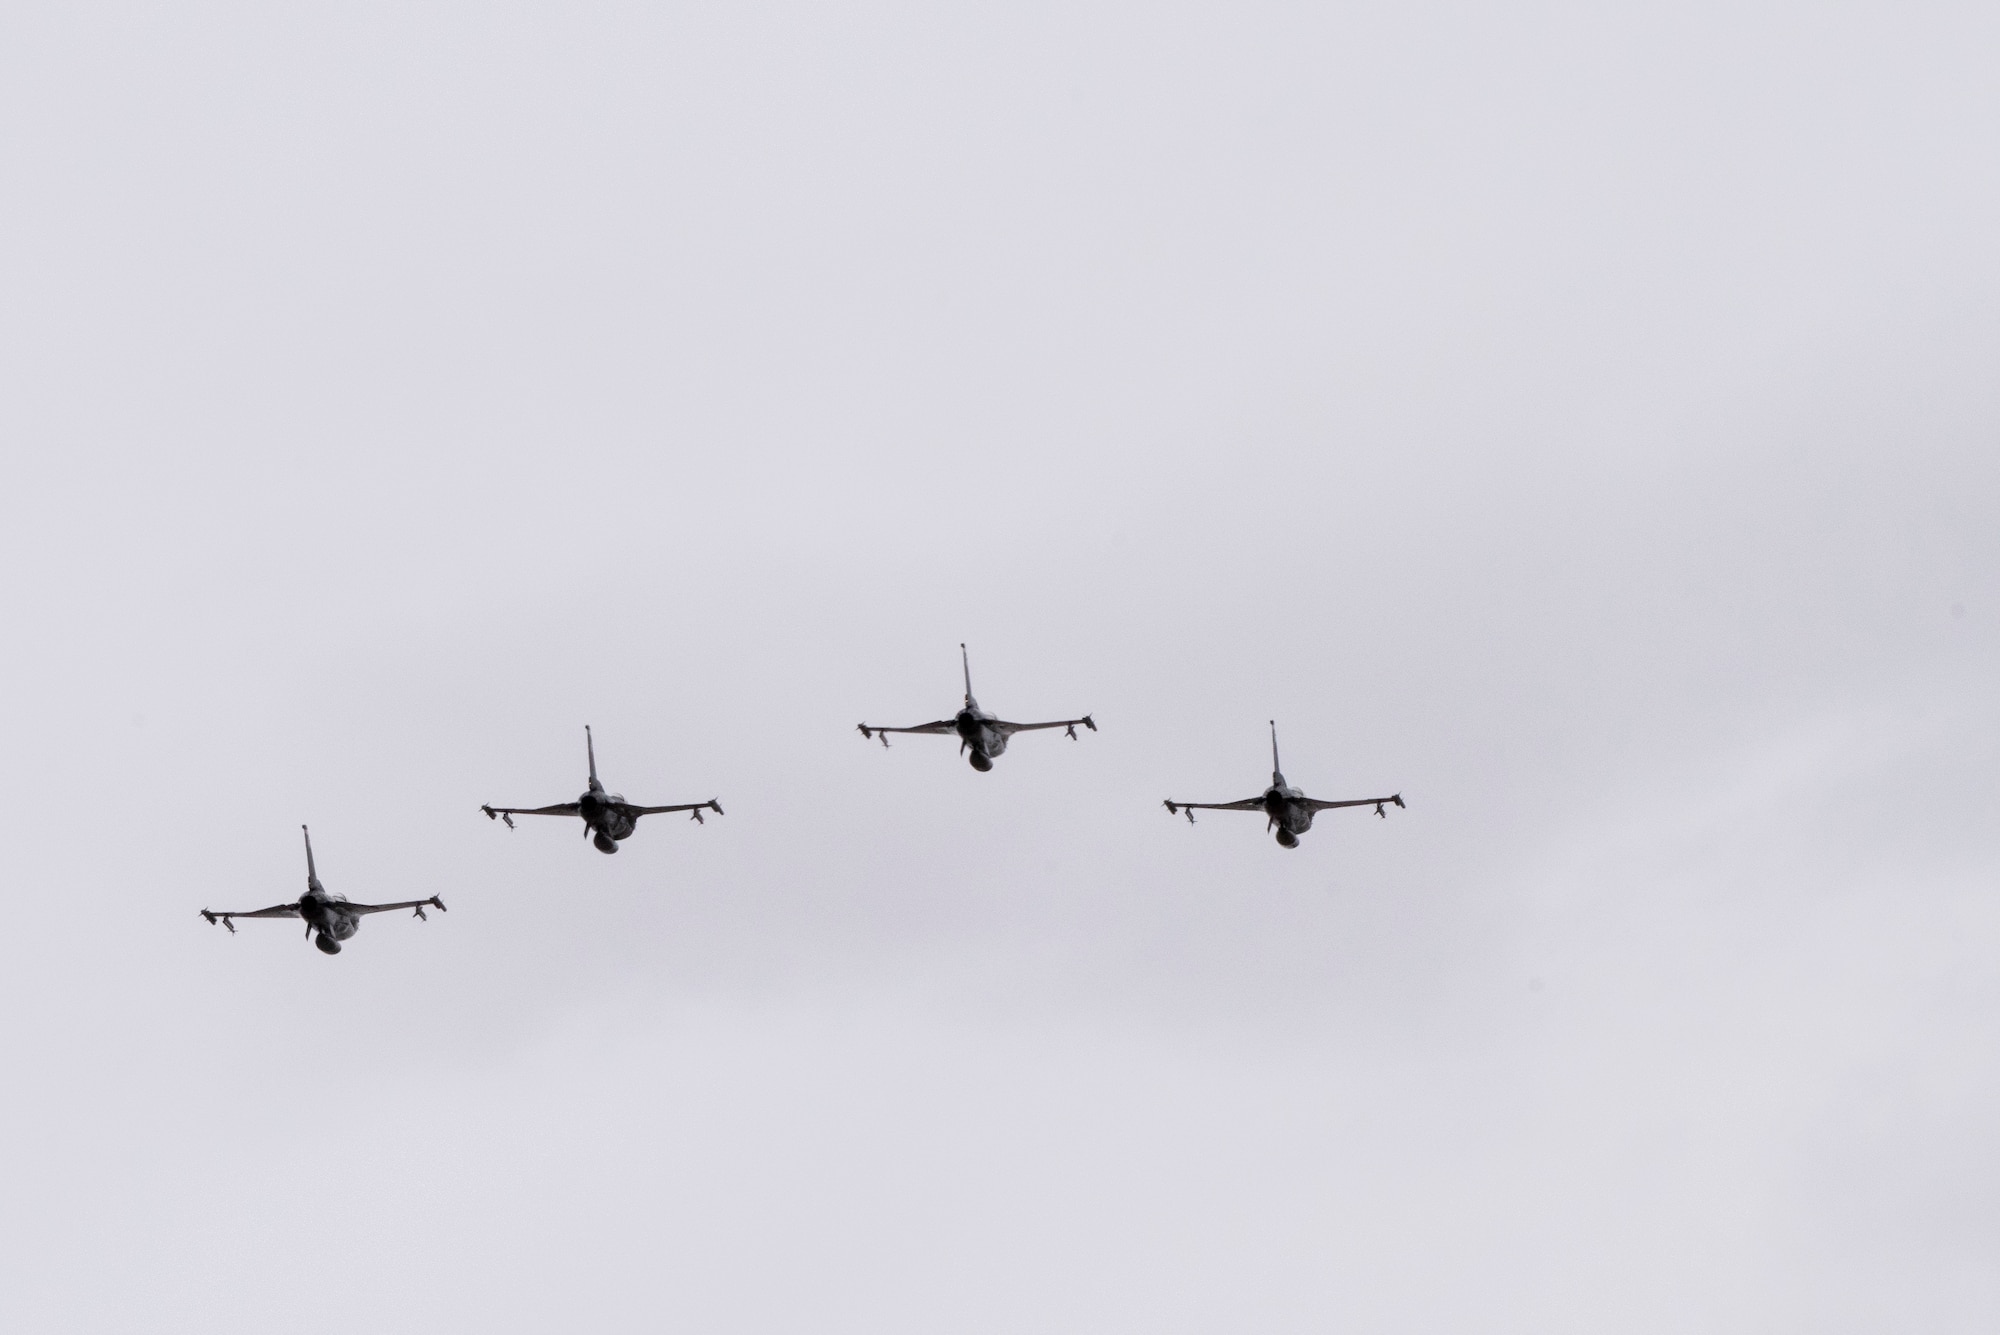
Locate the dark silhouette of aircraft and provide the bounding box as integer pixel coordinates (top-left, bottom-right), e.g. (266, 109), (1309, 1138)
(481, 726), (722, 854)
(1164, 721), (1403, 848)
(200, 826), (444, 955)
(858, 644), (1095, 771)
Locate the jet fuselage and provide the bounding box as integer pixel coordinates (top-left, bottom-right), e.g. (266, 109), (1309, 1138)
(577, 784), (637, 851)
(1262, 778), (1315, 847)
(578, 786), (637, 842)
(955, 707), (1008, 769)
(298, 886), (363, 952)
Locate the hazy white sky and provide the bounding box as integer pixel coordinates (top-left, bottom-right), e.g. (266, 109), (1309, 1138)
(1, 2), (1996, 1330)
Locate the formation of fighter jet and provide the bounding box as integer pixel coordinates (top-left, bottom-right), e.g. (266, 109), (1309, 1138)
(203, 651), (1407, 957)
(858, 644), (1095, 771)
(481, 725), (723, 853)
(201, 826), (445, 954)
(1164, 721), (1404, 848)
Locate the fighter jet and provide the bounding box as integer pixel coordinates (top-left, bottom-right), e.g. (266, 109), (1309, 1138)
(480, 725), (722, 854)
(1164, 721), (1403, 848)
(858, 644), (1096, 771)
(200, 826), (445, 955)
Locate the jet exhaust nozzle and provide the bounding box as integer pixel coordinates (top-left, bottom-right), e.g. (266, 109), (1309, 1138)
(313, 932), (343, 955)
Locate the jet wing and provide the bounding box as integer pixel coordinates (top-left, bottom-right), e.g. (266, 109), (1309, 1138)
(614, 799), (724, 822)
(201, 903), (301, 933)
(1161, 796), (1265, 823)
(992, 715), (1096, 739)
(482, 802), (582, 819)
(856, 721), (956, 746)
(340, 896), (447, 918)
(1304, 793), (1404, 814)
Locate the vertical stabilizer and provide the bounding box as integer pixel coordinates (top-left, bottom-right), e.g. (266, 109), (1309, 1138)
(960, 643), (976, 709)
(302, 825), (320, 890)
(585, 725), (601, 790)
(1269, 720), (1285, 786)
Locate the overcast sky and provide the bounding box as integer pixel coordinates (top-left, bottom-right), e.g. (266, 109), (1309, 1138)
(1, 1), (1996, 1330)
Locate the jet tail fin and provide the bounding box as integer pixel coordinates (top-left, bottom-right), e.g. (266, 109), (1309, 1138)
(960, 643), (975, 709)
(585, 725), (600, 789)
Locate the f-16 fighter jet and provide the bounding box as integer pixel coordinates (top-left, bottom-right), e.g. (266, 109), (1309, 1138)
(200, 826), (445, 955)
(1164, 721), (1403, 848)
(858, 644), (1096, 772)
(481, 726), (722, 854)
